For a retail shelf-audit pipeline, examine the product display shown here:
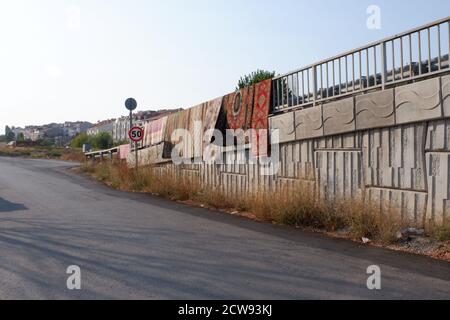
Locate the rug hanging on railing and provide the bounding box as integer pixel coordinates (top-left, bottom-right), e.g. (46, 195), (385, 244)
(164, 112), (180, 142)
(118, 144), (131, 160)
(144, 116), (167, 147)
(203, 97), (223, 143)
(177, 108), (191, 159)
(143, 121), (151, 147)
(163, 111), (180, 159)
(224, 85), (254, 131)
(189, 103), (205, 159)
(251, 79), (272, 157)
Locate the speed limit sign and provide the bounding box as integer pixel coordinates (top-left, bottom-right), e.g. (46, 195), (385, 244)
(128, 127), (144, 142)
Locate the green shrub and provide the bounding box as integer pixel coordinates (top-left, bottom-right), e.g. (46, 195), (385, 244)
(237, 70), (275, 90)
(71, 132), (113, 150)
(71, 133), (89, 148)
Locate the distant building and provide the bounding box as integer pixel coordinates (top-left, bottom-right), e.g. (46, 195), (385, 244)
(13, 121), (93, 144)
(13, 127), (25, 138)
(63, 121), (92, 138)
(24, 127), (44, 142)
(87, 120), (115, 136)
(112, 116), (131, 143)
(44, 125), (65, 139)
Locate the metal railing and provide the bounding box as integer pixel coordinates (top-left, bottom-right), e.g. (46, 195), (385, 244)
(272, 16), (450, 113)
(85, 147), (119, 160)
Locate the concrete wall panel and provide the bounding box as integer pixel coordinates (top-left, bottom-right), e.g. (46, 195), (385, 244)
(356, 89), (395, 130)
(269, 113), (296, 143)
(315, 150), (363, 200)
(395, 78), (442, 124)
(315, 132), (361, 150)
(362, 123), (427, 192)
(323, 98), (356, 136)
(279, 140), (315, 180)
(425, 119), (450, 151)
(426, 152), (450, 224)
(442, 75), (450, 117)
(366, 187), (427, 224)
(294, 106), (323, 140)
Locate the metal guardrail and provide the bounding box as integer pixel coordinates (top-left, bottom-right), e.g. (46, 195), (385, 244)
(272, 16), (450, 113)
(85, 145), (148, 160)
(85, 147), (119, 160)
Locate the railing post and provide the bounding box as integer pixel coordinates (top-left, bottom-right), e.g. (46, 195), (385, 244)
(381, 41), (387, 89)
(312, 65), (318, 106)
(271, 79), (276, 112)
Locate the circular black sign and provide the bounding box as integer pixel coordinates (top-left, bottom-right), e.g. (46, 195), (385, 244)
(125, 98), (137, 111)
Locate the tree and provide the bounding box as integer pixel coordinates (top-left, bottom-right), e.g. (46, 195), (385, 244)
(38, 138), (54, 147)
(16, 132), (25, 142)
(71, 133), (89, 148)
(92, 132), (113, 150)
(5, 126), (15, 142)
(70, 132), (113, 150)
(237, 69), (275, 90)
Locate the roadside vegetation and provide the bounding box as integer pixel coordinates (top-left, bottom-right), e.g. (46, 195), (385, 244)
(0, 146), (85, 162)
(79, 160), (450, 256)
(237, 69), (275, 90)
(71, 132), (114, 150)
(433, 219), (450, 242)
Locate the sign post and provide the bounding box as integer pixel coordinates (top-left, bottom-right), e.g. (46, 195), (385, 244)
(125, 98), (139, 170)
(128, 126), (144, 169)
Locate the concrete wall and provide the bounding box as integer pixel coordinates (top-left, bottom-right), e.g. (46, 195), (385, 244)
(269, 76), (449, 225)
(133, 75), (450, 226)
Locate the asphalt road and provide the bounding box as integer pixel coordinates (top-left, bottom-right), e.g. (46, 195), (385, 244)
(0, 156), (449, 300)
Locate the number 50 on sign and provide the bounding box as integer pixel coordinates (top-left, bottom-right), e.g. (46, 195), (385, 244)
(128, 127), (144, 142)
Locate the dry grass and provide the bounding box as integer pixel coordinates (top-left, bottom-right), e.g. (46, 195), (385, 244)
(59, 149), (86, 162)
(0, 146), (84, 162)
(426, 219), (450, 242)
(81, 160), (202, 200)
(248, 190), (406, 244)
(436, 220), (450, 241)
(79, 160), (418, 245)
(0, 146), (33, 157)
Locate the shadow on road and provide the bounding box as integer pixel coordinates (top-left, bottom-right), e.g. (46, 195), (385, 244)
(0, 197), (27, 213)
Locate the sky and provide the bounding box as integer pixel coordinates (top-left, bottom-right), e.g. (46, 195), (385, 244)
(0, 0), (449, 134)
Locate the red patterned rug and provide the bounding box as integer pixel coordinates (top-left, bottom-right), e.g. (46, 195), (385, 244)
(225, 85), (254, 131)
(251, 79), (272, 157)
